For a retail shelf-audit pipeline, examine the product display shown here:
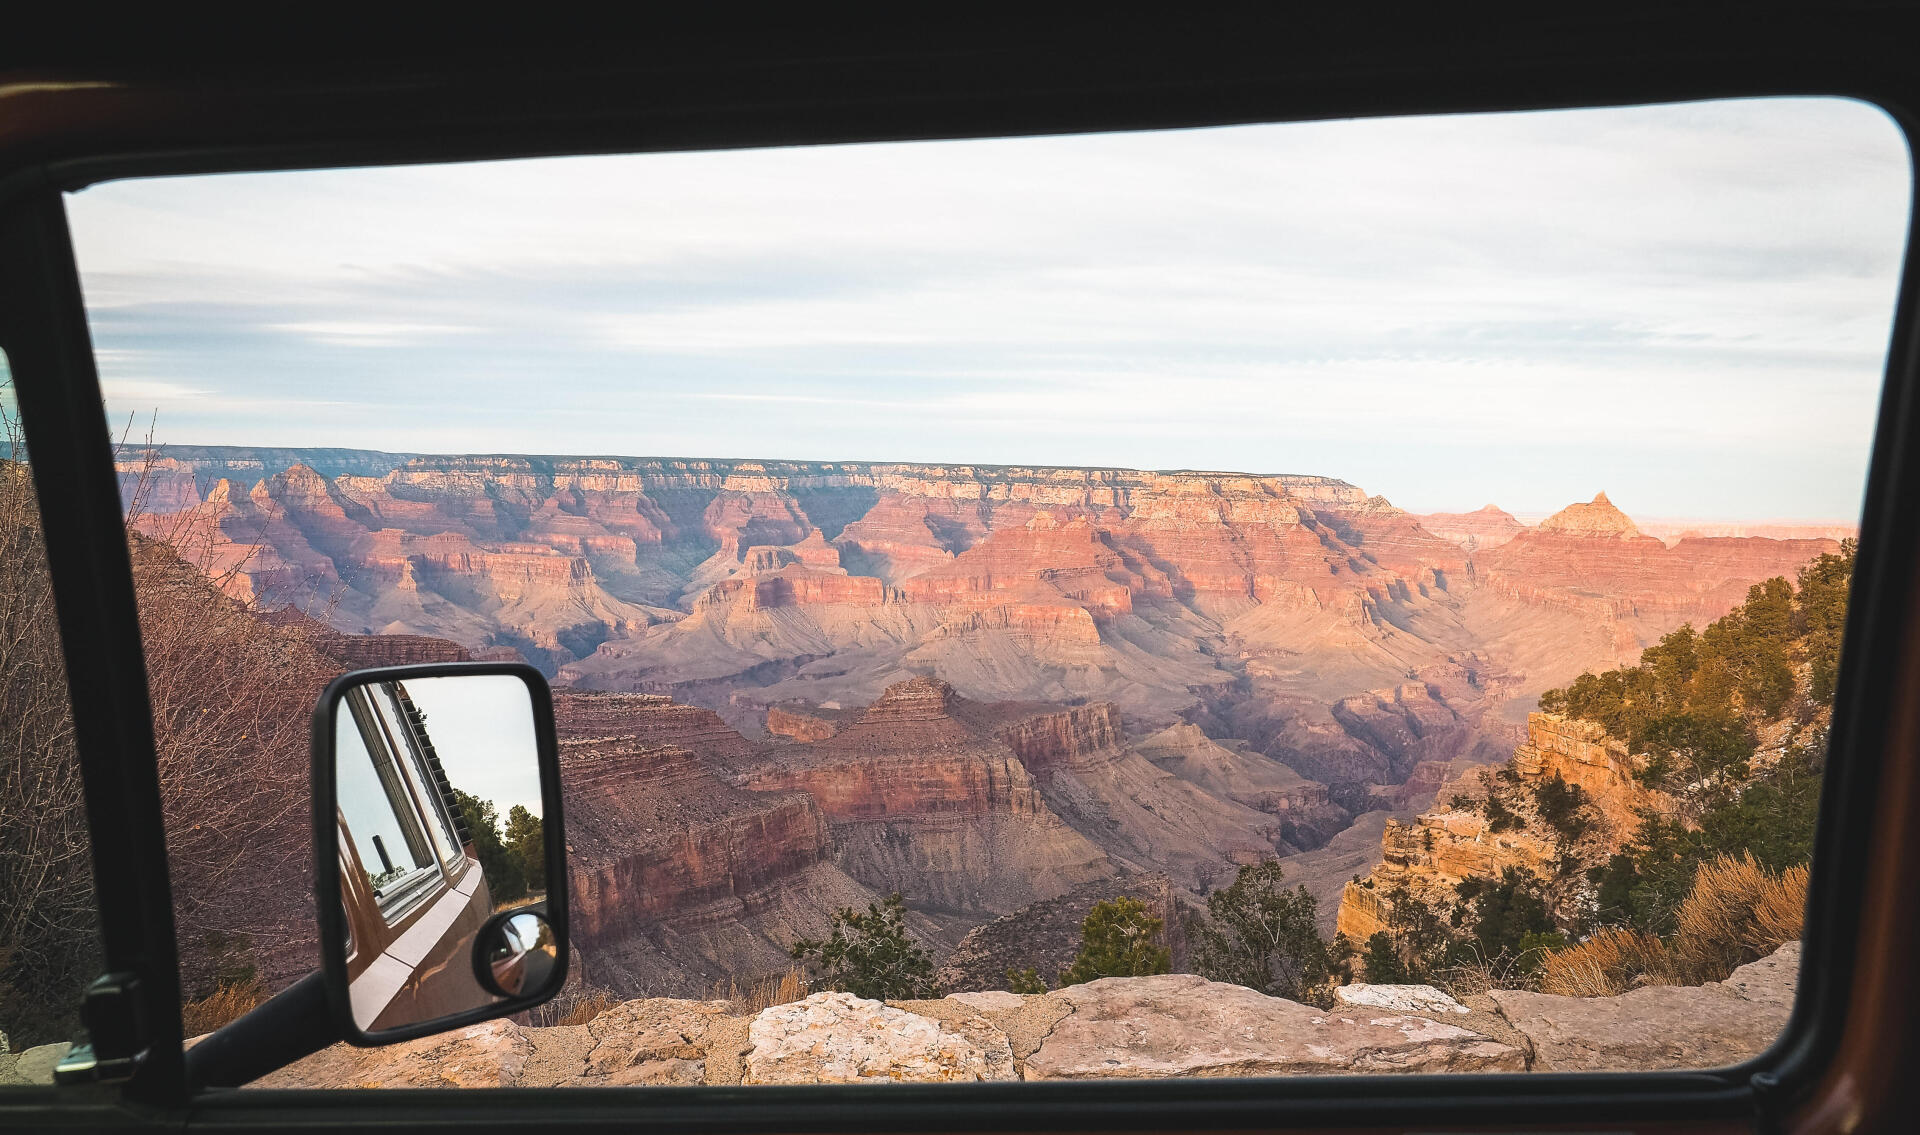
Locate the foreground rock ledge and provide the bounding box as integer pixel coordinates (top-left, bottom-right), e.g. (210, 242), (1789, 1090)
(1489, 943), (1799, 1072)
(1026, 975), (1522, 1078)
(245, 943), (1797, 1089)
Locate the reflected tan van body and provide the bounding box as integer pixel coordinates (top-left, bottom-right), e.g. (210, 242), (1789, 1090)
(337, 818), (493, 1034)
(334, 679), (498, 1034)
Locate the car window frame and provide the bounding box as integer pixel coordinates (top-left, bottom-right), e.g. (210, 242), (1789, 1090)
(1, 16), (1918, 1132)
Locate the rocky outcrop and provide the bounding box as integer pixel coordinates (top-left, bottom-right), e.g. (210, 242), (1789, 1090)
(1489, 944), (1798, 1071)
(1025, 975), (1525, 1077)
(1335, 983), (1470, 1015)
(997, 703), (1126, 771)
(993, 703), (1292, 884)
(311, 631), (472, 668)
(1477, 493), (1837, 631)
(1328, 683), (1472, 785)
(1335, 711), (1663, 944)
(765, 704), (845, 742)
(554, 693), (895, 998)
(0, 1042), (72, 1087)
(251, 1020), (531, 1089)
(555, 690), (759, 773)
(1132, 724), (1331, 818)
(744, 992), (1017, 1083)
(1536, 492), (1642, 539)
(1415, 505), (1525, 551)
(242, 944), (1798, 1088)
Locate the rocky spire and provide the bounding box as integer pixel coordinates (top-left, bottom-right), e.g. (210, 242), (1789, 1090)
(1538, 491), (1640, 539)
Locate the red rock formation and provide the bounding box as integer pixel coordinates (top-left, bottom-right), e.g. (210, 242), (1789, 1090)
(562, 739), (835, 938)
(765, 705), (844, 743)
(741, 678), (1113, 915)
(1415, 505), (1525, 551)
(988, 701), (1297, 886)
(995, 703), (1125, 771)
(312, 632), (472, 668)
(1478, 493), (1839, 630)
(552, 693), (903, 997)
(553, 690), (759, 774)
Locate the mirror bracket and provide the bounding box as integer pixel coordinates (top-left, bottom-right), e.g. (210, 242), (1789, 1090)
(52, 971), (148, 1085)
(181, 972), (338, 1093)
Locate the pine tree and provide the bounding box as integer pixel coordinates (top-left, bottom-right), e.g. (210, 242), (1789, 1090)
(503, 805), (545, 893)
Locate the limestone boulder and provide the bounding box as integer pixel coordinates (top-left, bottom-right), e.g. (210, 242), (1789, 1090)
(0, 1042), (69, 1086)
(1488, 942), (1797, 1072)
(1335, 983), (1469, 1015)
(572, 997), (736, 1086)
(1026, 975), (1524, 1078)
(744, 992), (1016, 1084)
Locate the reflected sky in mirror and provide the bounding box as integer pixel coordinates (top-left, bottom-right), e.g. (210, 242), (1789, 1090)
(400, 675), (542, 818)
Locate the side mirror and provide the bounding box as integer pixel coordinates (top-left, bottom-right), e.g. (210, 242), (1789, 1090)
(316, 663), (569, 1043)
(186, 662), (569, 1090)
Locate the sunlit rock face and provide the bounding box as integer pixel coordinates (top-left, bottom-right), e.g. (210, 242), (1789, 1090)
(1335, 710), (1667, 945)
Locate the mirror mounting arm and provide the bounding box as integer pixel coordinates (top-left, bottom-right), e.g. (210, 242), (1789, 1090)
(183, 971), (339, 1093)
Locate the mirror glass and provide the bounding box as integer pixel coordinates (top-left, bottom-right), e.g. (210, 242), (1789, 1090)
(331, 673), (553, 1035)
(476, 910), (559, 997)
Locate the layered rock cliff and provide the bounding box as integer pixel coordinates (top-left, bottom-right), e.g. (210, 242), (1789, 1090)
(552, 693), (901, 997)
(991, 702), (1304, 889)
(739, 678), (1114, 916)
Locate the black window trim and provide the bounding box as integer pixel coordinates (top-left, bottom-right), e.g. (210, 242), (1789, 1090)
(0, 18), (1916, 1132)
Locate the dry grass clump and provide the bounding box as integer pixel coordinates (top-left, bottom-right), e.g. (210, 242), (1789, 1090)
(550, 990), (621, 1027)
(1672, 854), (1806, 982)
(708, 966), (810, 1014)
(1542, 853), (1808, 996)
(1752, 862), (1810, 952)
(180, 981), (266, 1037)
(1540, 927), (1675, 997)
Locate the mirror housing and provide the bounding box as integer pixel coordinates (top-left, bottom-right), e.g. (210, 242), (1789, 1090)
(312, 661), (569, 1046)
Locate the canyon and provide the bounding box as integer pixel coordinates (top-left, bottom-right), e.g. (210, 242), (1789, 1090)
(121, 448), (1846, 1000)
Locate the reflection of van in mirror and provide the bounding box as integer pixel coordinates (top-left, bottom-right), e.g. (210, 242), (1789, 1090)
(334, 680), (496, 1034)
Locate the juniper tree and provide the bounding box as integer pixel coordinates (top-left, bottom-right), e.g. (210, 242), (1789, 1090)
(1058, 897), (1171, 986)
(790, 893), (936, 1000)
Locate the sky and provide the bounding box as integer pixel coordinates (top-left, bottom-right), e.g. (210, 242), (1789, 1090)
(401, 676), (544, 820)
(334, 675), (540, 889)
(61, 97), (1913, 521)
